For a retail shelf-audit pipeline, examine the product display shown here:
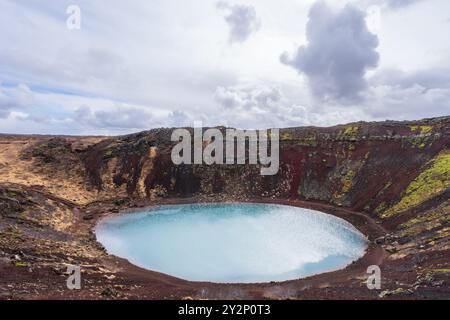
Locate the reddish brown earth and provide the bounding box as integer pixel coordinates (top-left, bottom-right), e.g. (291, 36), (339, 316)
(0, 116), (449, 300)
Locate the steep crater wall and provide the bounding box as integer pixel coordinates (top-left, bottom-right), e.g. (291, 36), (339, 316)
(78, 118), (449, 219)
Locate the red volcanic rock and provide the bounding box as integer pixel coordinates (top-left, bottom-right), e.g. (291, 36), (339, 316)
(0, 116), (448, 299)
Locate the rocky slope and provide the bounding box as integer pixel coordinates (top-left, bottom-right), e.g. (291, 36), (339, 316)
(0, 116), (449, 299)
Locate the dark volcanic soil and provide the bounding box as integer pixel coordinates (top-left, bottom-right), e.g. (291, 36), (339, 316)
(0, 117), (449, 300)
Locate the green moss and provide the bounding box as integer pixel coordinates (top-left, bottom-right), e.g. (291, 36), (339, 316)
(410, 135), (431, 149)
(374, 183), (392, 214)
(399, 204), (450, 229)
(411, 125), (433, 135)
(298, 131), (318, 146)
(5, 189), (20, 197)
(333, 169), (356, 203)
(382, 151), (450, 217)
(344, 126), (359, 135)
(14, 262), (30, 267)
(432, 269), (450, 273)
(280, 131), (318, 145)
(341, 169), (356, 194)
(378, 181), (392, 195)
(337, 125), (360, 142)
(375, 202), (386, 214)
(280, 132), (293, 141)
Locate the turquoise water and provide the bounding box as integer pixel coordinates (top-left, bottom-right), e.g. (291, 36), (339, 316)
(96, 203), (367, 283)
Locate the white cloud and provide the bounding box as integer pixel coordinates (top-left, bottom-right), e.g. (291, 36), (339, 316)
(368, 0), (423, 9)
(217, 1), (261, 44)
(0, 83), (34, 118)
(214, 85), (282, 110)
(0, 0), (449, 135)
(364, 68), (450, 119)
(212, 83), (371, 129)
(281, 2), (379, 102)
(74, 105), (154, 130)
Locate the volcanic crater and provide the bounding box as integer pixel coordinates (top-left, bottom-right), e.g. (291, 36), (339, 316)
(0, 116), (449, 299)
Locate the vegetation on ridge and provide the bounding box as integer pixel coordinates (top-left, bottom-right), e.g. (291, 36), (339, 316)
(382, 151), (450, 217)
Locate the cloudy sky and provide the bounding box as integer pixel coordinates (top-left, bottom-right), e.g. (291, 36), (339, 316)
(0, 0), (449, 135)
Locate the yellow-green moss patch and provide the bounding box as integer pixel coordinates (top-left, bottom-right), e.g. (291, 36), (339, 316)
(399, 203), (450, 230)
(337, 125), (360, 142)
(382, 151), (450, 217)
(280, 132), (293, 141)
(14, 262), (31, 267)
(375, 202), (387, 215)
(431, 269), (450, 273)
(411, 125), (433, 135)
(333, 168), (357, 203)
(344, 126), (359, 135)
(341, 169), (356, 193)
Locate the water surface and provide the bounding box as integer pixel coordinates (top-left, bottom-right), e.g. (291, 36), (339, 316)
(96, 203), (367, 283)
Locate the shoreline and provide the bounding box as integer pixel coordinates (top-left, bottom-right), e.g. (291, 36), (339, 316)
(77, 196), (390, 299)
(93, 200), (375, 286)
